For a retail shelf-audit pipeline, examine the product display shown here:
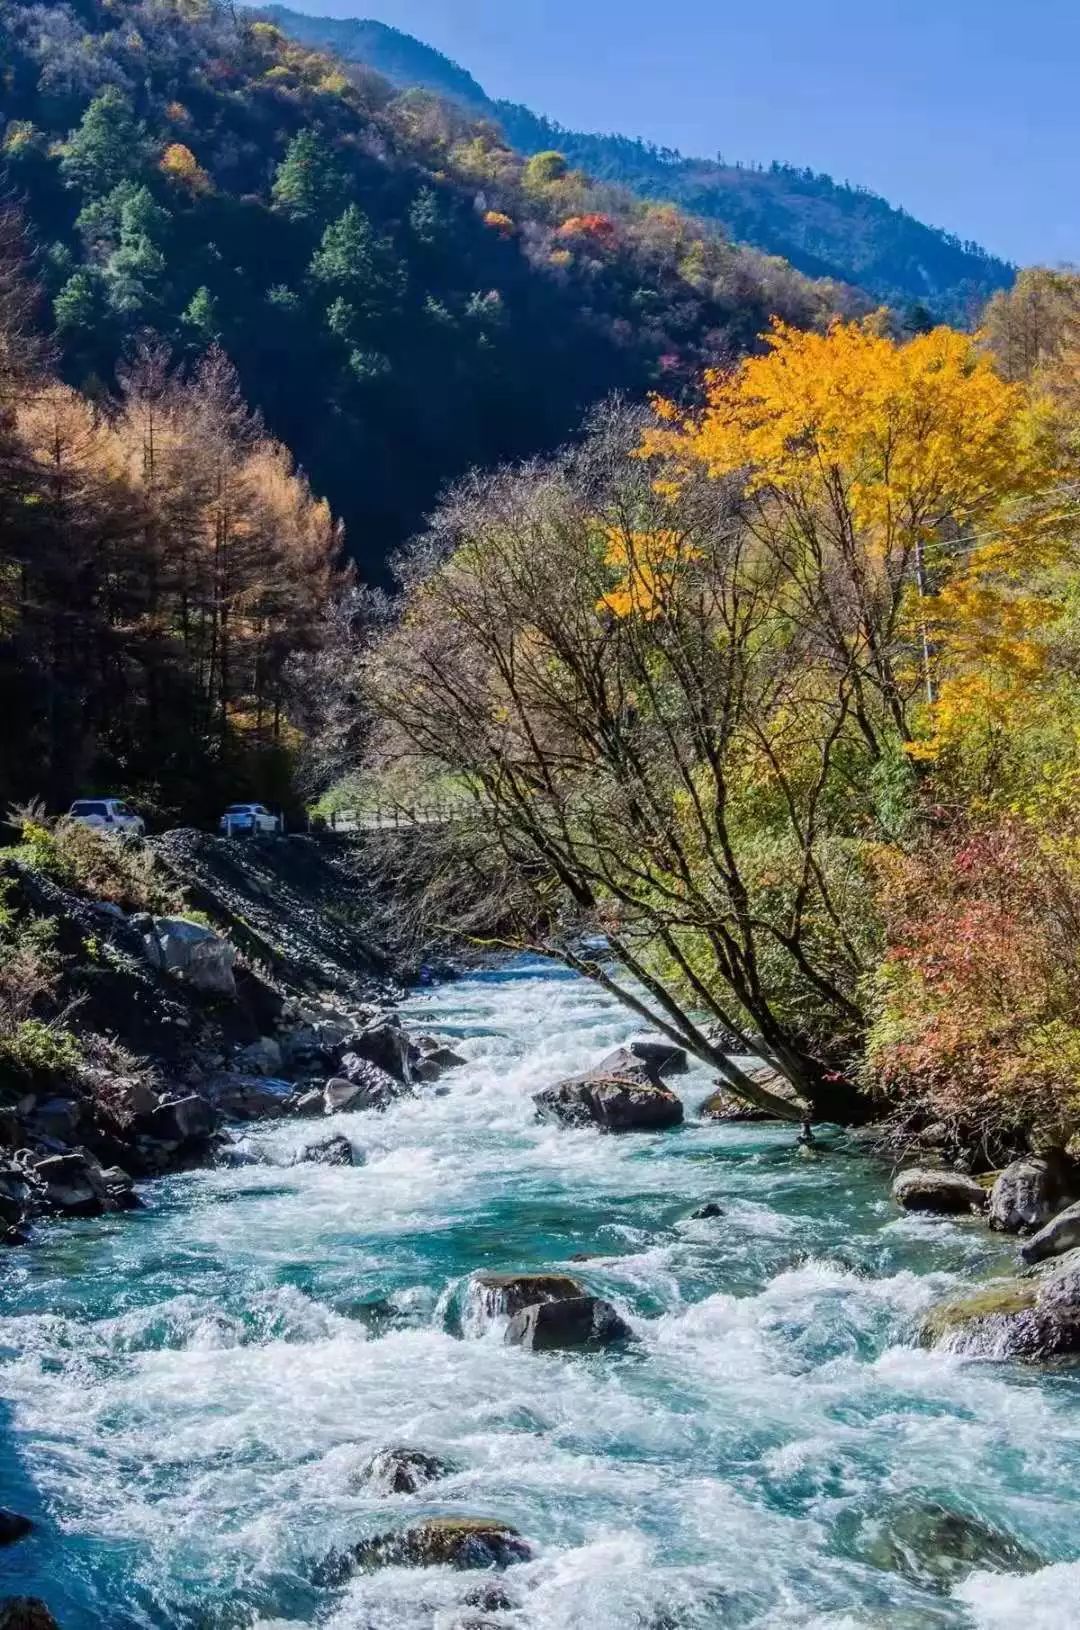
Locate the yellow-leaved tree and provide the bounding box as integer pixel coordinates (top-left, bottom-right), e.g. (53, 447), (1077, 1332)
(641, 317), (1056, 761)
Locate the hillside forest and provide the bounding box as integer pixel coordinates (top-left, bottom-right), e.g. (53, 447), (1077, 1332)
(2, 2), (1080, 1138)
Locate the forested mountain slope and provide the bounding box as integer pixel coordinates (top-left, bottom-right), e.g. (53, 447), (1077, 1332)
(0, 0), (844, 581)
(263, 4), (1015, 321)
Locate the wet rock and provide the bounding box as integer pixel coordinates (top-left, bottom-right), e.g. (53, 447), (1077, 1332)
(234, 1036), (283, 1077)
(891, 1167), (986, 1216)
(324, 1061), (405, 1114)
(202, 1074), (295, 1122)
(0, 1510), (32, 1546)
(469, 1271), (585, 1323)
(143, 916), (237, 998)
(462, 1582), (518, 1613)
(851, 1495), (1043, 1589)
(350, 1516), (531, 1573)
(698, 1088), (772, 1123)
(922, 1248), (1080, 1357)
(590, 1041), (688, 1082)
(505, 1294), (633, 1352)
(290, 1088), (325, 1118)
(296, 1133), (355, 1167)
(32, 1153), (101, 1218)
(144, 1093), (217, 1147)
(354, 1446), (454, 1494)
(0, 1603), (61, 1630)
(689, 1201), (724, 1220)
(1021, 1197), (1080, 1265)
(338, 1019), (412, 1084)
(534, 1074), (683, 1132)
(989, 1154), (1074, 1234)
(413, 1044), (468, 1083)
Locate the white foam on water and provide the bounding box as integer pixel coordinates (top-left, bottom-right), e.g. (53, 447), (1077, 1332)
(3, 955), (1080, 1628)
(955, 1561), (1080, 1628)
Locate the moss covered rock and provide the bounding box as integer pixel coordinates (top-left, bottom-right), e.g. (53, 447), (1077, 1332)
(921, 1248), (1080, 1357)
(318, 1516), (532, 1581)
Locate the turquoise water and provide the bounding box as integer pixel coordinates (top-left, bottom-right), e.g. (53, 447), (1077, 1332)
(3, 958), (1080, 1629)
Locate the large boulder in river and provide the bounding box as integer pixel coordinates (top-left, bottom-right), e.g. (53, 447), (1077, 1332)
(533, 1074), (683, 1132)
(589, 1041), (688, 1082)
(318, 1518), (531, 1583)
(1021, 1198), (1080, 1265)
(922, 1247), (1080, 1357)
(469, 1271), (585, 1324)
(296, 1133), (356, 1167)
(0, 1604), (61, 1630)
(989, 1153), (1075, 1234)
(505, 1295), (632, 1352)
(891, 1167), (986, 1216)
(354, 1446), (454, 1495)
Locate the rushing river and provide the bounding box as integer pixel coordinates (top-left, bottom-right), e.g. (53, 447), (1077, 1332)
(3, 958), (1080, 1630)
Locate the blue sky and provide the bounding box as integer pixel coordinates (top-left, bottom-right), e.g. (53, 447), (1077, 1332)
(267, 0), (1079, 267)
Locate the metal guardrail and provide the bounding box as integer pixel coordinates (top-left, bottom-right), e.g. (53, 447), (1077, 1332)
(313, 805), (459, 833)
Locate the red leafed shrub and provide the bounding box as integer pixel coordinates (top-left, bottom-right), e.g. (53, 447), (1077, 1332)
(556, 213), (618, 246)
(866, 819), (1080, 1141)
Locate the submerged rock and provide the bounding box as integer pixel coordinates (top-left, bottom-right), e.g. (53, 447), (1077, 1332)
(319, 1517), (531, 1581)
(1021, 1197), (1080, 1265)
(468, 1271), (585, 1325)
(922, 1247), (1080, 1357)
(989, 1154), (1074, 1234)
(533, 1074), (683, 1132)
(296, 1133), (355, 1167)
(413, 1044), (467, 1083)
(505, 1295), (632, 1351)
(0, 1510), (32, 1546)
(851, 1495), (1043, 1589)
(0, 1604), (60, 1630)
(688, 1201), (724, 1220)
(891, 1167), (986, 1216)
(354, 1446), (454, 1494)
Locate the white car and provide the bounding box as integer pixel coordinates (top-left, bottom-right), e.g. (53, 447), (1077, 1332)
(68, 798), (145, 836)
(219, 803), (281, 836)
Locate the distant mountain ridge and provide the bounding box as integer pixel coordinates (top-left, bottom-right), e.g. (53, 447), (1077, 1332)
(262, 4), (1015, 320)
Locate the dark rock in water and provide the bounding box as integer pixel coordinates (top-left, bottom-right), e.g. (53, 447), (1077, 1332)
(0, 1603), (61, 1630)
(338, 1019), (412, 1084)
(323, 1517), (532, 1579)
(354, 1446), (454, 1494)
(290, 1088), (325, 1118)
(505, 1295), (632, 1351)
(296, 1133), (355, 1167)
(32, 1152), (101, 1218)
(850, 1495), (1043, 1589)
(922, 1247), (1080, 1357)
(413, 1044), (468, 1083)
(0, 1510), (32, 1546)
(534, 1075), (683, 1132)
(470, 1271), (585, 1323)
(989, 1153), (1074, 1234)
(589, 1041), (687, 1081)
(463, 1582), (518, 1612)
(1021, 1198), (1080, 1265)
(324, 1061), (405, 1114)
(891, 1167), (986, 1216)
(689, 1201), (724, 1220)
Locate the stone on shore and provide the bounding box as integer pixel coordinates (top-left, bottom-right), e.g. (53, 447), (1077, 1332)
(1021, 1198), (1080, 1265)
(338, 1019), (412, 1084)
(324, 1060), (405, 1114)
(533, 1074), (683, 1132)
(234, 1036), (283, 1077)
(141, 916), (237, 997)
(505, 1295), (632, 1351)
(922, 1247), (1080, 1358)
(989, 1154), (1075, 1234)
(202, 1074), (295, 1122)
(891, 1167), (986, 1216)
